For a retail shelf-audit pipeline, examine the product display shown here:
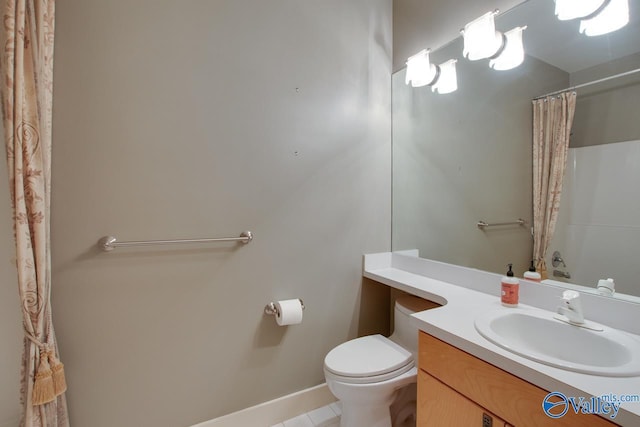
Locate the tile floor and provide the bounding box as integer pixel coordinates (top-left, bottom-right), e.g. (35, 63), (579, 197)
(271, 401), (342, 427)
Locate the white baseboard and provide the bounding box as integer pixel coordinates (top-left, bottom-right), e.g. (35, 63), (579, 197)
(191, 383), (336, 427)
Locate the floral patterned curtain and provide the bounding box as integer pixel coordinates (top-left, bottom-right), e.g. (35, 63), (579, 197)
(0, 0), (69, 425)
(532, 91), (577, 279)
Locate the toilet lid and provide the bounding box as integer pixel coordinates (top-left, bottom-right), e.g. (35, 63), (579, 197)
(324, 334), (413, 378)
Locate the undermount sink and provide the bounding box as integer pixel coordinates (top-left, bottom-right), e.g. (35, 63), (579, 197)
(474, 308), (640, 377)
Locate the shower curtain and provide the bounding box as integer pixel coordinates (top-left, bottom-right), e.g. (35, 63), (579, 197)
(0, 0), (69, 425)
(532, 91), (577, 279)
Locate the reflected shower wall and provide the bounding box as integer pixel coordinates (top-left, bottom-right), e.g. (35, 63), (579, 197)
(547, 140), (640, 296)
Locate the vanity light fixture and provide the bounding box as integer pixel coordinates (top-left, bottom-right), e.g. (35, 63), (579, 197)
(579, 0), (629, 36)
(405, 49), (439, 87)
(489, 26), (527, 70)
(461, 11), (527, 71)
(405, 50), (458, 94)
(554, 0), (607, 20)
(431, 59), (458, 94)
(554, 0), (629, 36)
(461, 11), (504, 60)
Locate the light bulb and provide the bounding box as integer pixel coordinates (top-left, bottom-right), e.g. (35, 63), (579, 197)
(580, 0), (629, 36)
(432, 60), (458, 94)
(462, 11), (504, 60)
(405, 49), (438, 87)
(490, 26), (526, 71)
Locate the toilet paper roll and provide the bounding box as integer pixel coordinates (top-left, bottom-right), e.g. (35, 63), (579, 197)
(275, 299), (303, 326)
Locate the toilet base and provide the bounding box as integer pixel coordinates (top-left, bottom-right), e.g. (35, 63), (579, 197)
(340, 398), (395, 427)
(338, 385), (416, 427)
(327, 368), (417, 427)
(390, 383), (416, 427)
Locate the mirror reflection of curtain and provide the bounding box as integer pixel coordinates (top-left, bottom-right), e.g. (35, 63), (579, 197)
(532, 92), (577, 278)
(0, 0), (69, 425)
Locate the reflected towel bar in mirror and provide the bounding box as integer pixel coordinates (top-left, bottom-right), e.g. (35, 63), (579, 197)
(477, 219), (526, 229)
(98, 231), (253, 251)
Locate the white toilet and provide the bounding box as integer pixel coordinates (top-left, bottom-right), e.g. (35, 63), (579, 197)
(323, 296), (436, 427)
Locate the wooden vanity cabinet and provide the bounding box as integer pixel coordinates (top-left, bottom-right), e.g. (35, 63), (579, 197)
(417, 332), (618, 426)
(418, 371), (511, 426)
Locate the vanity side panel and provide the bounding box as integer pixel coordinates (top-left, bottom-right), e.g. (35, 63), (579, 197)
(419, 332), (618, 426)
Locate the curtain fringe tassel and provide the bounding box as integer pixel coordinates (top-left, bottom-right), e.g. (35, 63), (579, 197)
(32, 350), (55, 405)
(50, 357), (67, 396)
(32, 348), (66, 405)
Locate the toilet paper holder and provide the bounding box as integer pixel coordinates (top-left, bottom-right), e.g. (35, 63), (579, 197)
(264, 299), (305, 317)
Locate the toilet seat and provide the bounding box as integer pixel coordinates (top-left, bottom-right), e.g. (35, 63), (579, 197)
(324, 334), (414, 384)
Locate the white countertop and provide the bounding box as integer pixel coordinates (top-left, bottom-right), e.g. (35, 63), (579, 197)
(364, 252), (640, 426)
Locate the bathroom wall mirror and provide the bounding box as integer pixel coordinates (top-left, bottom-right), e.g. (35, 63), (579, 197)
(392, 0), (640, 301)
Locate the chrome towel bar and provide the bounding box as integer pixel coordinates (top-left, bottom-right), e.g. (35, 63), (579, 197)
(477, 219), (526, 229)
(98, 231), (253, 252)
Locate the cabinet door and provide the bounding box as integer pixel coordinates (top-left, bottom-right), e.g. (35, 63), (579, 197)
(419, 332), (618, 426)
(418, 369), (507, 427)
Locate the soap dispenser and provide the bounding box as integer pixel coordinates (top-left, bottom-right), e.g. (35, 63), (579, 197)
(501, 264), (519, 307)
(523, 260), (542, 282)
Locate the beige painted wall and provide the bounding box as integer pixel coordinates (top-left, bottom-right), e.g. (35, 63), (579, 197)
(0, 124), (22, 427)
(50, 1), (391, 426)
(393, 0), (526, 71)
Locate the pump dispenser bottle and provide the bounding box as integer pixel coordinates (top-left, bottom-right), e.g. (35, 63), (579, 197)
(523, 260), (542, 282)
(501, 263), (519, 307)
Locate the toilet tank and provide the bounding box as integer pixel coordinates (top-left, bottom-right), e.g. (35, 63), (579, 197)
(389, 296), (440, 356)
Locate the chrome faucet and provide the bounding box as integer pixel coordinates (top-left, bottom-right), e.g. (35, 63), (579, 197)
(553, 269), (571, 279)
(552, 250), (566, 268)
(557, 290), (585, 325)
